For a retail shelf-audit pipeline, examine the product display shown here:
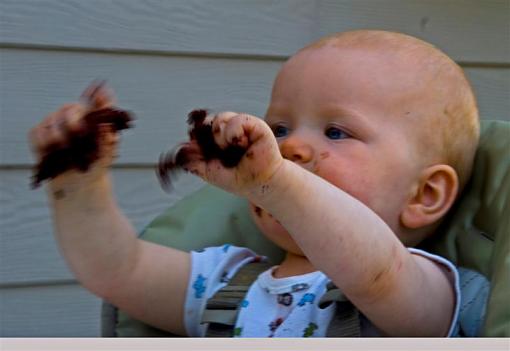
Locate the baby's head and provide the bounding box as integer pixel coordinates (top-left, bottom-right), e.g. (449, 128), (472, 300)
(250, 30), (479, 252)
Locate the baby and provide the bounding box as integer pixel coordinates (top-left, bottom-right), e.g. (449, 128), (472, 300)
(29, 30), (487, 337)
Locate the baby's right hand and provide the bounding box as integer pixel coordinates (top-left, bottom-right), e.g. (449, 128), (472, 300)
(181, 111), (284, 197)
(28, 82), (120, 188)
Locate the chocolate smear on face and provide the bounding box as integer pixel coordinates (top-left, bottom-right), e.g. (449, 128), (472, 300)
(31, 108), (134, 188)
(157, 109), (247, 191)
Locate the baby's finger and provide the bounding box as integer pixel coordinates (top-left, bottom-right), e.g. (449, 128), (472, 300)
(29, 103), (88, 159)
(45, 112), (68, 149)
(93, 84), (116, 109)
(221, 112), (268, 146)
(80, 80), (116, 109)
(58, 103), (87, 133)
(97, 123), (119, 162)
(223, 113), (250, 149)
(31, 112), (66, 155)
(80, 80), (105, 104)
(29, 115), (55, 156)
(99, 123), (120, 146)
(211, 111), (239, 149)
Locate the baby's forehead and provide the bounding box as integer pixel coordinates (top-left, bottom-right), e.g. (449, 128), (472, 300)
(273, 32), (469, 121)
(296, 43), (434, 78)
(294, 38), (461, 100)
(292, 32), (452, 80)
(277, 47), (441, 107)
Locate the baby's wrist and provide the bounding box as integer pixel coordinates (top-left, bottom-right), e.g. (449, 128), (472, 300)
(48, 171), (113, 204)
(245, 159), (292, 206)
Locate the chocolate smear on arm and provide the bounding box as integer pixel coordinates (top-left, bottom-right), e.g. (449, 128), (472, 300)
(31, 108), (134, 188)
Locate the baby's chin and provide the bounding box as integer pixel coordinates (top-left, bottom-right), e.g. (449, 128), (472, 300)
(249, 203), (304, 256)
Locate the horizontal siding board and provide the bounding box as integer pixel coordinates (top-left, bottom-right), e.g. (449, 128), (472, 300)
(1, 0), (509, 63)
(468, 68), (510, 121)
(316, 0), (510, 64)
(0, 0), (316, 57)
(0, 283), (101, 336)
(1, 48), (508, 166)
(0, 168), (205, 285)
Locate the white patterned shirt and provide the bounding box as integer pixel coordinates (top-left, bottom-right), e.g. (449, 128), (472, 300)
(184, 245), (488, 337)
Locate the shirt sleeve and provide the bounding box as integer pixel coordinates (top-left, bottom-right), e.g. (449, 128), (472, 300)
(183, 245), (262, 336)
(407, 248), (461, 337)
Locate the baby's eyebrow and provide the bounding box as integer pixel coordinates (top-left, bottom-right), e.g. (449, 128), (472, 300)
(326, 105), (372, 123)
(264, 104), (293, 120)
(319, 105), (365, 121)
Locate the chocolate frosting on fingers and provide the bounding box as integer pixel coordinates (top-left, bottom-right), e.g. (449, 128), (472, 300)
(31, 108), (134, 188)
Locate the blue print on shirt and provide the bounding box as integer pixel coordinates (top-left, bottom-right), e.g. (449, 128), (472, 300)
(297, 293), (316, 306)
(240, 299), (249, 308)
(222, 244), (231, 253)
(193, 274), (207, 298)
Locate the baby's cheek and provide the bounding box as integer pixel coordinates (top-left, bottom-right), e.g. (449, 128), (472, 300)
(313, 159), (376, 206)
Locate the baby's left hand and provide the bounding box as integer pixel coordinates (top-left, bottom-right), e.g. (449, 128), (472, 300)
(181, 111), (283, 196)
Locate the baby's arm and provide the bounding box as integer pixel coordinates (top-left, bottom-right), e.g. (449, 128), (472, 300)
(183, 112), (456, 336)
(30, 85), (190, 335)
(257, 161), (455, 336)
(49, 173), (190, 335)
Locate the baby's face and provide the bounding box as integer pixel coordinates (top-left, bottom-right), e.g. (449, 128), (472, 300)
(251, 44), (432, 254)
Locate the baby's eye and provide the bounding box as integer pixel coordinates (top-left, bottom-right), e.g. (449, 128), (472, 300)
(272, 124), (290, 138)
(324, 126), (350, 140)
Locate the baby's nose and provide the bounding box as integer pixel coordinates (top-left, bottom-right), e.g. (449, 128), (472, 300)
(280, 137), (314, 164)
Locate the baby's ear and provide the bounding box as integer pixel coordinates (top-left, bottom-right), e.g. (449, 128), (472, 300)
(400, 165), (459, 229)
